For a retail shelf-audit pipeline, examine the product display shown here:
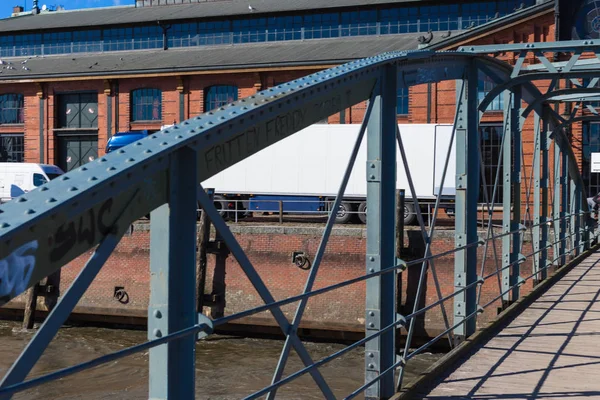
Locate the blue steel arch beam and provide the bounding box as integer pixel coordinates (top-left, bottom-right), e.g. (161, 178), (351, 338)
(0, 50), (535, 305)
(521, 87), (600, 119)
(470, 43), (600, 311)
(474, 64), (597, 204)
(0, 44), (595, 400)
(476, 70), (600, 113)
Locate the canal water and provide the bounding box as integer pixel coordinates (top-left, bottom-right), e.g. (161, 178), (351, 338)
(0, 321), (441, 399)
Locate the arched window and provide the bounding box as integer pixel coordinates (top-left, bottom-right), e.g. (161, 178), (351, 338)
(0, 94), (24, 124)
(131, 88), (162, 122)
(478, 72), (504, 111)
(204, 85), (238, 112)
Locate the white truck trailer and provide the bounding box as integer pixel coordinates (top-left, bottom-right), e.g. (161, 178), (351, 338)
(202, 123), (456, 224)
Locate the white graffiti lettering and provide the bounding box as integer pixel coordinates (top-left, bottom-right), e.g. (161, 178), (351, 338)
(0, 240), (38, 304)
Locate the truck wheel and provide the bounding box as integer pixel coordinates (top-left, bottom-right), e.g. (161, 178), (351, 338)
(334, 201), (354, 224)
(358, 202), (367, 224)
(213, 195), (228, 218)
(404, 202), (416, 225)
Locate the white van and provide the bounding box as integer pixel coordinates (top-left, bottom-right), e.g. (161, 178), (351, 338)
(0, 163), (64, 204)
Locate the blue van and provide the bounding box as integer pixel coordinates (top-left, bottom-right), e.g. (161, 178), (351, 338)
(105, 130), (149, 153)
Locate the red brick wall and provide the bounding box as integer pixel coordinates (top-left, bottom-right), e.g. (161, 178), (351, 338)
(4, 225), (561, 338)
(2, 11), (573, 195)
(0, 83), (39, 162)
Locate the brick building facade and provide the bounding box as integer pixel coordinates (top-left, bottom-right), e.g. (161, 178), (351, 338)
(0, 0), (596, 202)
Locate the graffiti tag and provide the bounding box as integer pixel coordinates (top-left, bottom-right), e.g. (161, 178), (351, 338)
(0, 240), (38, 304)
(202, 93), (342, 176)
(49, 198), (114, 263)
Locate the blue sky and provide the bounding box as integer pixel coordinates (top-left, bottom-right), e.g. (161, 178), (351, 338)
(1, 0), (132, 19)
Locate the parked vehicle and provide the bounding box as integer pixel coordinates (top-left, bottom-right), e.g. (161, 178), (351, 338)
(101, 124), (456, 224)
(202, 123), (456, 224)
(105, 130), (149, 153)
(0, 163), (64, 203)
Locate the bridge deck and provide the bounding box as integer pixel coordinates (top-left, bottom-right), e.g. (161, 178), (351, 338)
(419, 250), (600, 399)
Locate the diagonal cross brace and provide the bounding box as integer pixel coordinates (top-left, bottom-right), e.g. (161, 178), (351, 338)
(0, 232), (124, 398)
(0, 189), (140, 398)
(196, 185), (335, 400)
(395, 120), (456, 389)
(265, 92), (377, 400)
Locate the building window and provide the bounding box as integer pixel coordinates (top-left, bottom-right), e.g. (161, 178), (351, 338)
(232, 17), (267, 43)
(478, 73), (504, 111)
(0, 0), (537, 57)
(133, 25), (163, 50)
(103, 27), (134, 52)
(43, 31), (72, 55)
(57, 92), (98, 129)
(0, 133), (24, 162)
(204, 85), (238, 112)
(0, 94), (24, 124)
(268, 15), (303, 41)
(73, 30), (102, 53)
(479, 124), (512, 204)
(396, 87), (409, 115)
(582, 122), (600, 196)
(131, 88), (162, 122)
(198, 20), (231, 46)
(340, 10), (377, 37)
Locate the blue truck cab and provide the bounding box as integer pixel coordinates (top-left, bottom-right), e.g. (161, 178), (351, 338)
(105, 130), (149, 153)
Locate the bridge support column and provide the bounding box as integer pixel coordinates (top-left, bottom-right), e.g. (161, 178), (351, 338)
(553, 144), (561, 266)
(560, 150), (568, 265)
(576, 183), (586, 253)
(533, 110), (542, 283)
(540, 115), (550, 281)
(570, 177), (579, 257)
(502, 88), (522, 304)
(148, 147), (197, 399)
(453, 62), (479, 342)
(365, 65), (396, 400)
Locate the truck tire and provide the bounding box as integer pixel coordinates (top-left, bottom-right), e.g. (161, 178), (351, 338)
(334, 201), (354, 224)
(358, 201), (367, 224)
(213, 195), (229, 218)
(404, 202), (416, 225)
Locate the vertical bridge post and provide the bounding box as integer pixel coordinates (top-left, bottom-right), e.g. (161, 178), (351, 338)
(502, 87), (522, 304)
(570, 177), (577, 257)
(148, 147), (198, 399)
(365, 64), (397, 399)
(453, 61), (479, 342)
(533, 110), (541, 283)
(540, 114), (551, 280)
(560, 150), (568, 265)
(553, 142), (561, 267)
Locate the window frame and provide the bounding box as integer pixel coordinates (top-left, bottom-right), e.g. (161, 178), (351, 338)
(0, 133), (24, 162)
(130, 88), (163, 122)
(204, 85), (239, 112)
(478, 72), (504, 112)
(0, 93), (24, 125)
(396, 87), (409, 116)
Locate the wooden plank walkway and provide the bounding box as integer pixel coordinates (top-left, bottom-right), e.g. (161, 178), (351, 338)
(418, 251), (600, 399)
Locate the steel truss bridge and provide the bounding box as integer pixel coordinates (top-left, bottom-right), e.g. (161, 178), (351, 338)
(1, 40), (600, 399)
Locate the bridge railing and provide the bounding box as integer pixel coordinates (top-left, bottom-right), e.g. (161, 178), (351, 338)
(1, 41), (600, 399)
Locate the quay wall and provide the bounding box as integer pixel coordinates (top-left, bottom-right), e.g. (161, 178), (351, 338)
(3, 223), (558, 339)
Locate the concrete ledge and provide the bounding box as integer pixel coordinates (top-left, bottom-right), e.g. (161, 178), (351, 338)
(394, 242), (600, 400)
(133, 221), (545, 240)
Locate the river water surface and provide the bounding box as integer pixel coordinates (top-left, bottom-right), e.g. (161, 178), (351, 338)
(0, 321), (441, 399)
